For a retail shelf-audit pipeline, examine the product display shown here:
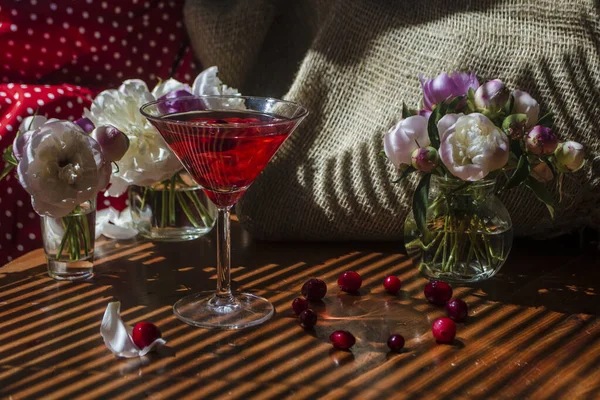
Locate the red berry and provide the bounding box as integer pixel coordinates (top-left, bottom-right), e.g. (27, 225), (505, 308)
(299, 309), (318, 329)
(301, 278), (327, 301)
(292, 297), (309, 315)
(131, 321), (162, 349)
(432, 317), (456, 344)
(383, 276), (402, 294)
(424, 280), (453, 306)
(337, 271), (362, 293)
(387, 334), (405, 352)
(329, 330), (356, 350)
(445, 298), (468, 322)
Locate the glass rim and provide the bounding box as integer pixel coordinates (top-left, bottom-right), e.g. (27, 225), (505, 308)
(139, 95), (309, 128)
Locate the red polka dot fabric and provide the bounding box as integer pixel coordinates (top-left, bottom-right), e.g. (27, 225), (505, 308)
(0, 0), (198, 264)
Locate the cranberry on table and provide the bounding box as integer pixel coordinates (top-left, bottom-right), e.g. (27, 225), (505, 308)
(424, 280), (453, 306)
(432, 317), (456, 344)
(329, 330), (356, 350)
(387, 334), (405, 352)
(301, 278), (328, 301)
(338, 271), (362, 293)
(299, 309), (318, 329)
(292, 297), (309, 315)
(383, 275), (402, 294)
(131, 321), (162, 349)
(446, 298), (468, 322)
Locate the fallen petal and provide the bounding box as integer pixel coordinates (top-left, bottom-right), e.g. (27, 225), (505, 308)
(100, 302), (165, 358)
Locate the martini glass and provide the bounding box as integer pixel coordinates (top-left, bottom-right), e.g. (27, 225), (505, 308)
(140, 95), (308, 329)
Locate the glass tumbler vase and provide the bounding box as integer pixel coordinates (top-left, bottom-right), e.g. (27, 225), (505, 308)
(129, 171), (217, 241)
(41, 199), (96, 281)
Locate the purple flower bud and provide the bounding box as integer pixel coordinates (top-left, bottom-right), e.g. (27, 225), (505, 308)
(163, 89), (193, 99)
(474, 79), (509, 112)
(411, 146), (439, 172)
(90, 125), (130, 162)
(74, 117), (95, 133)
(156, 89), (202, 115)
(555, 141), (585, 172)
(420, 72), (479, 111)
(525, 126), (558, 156)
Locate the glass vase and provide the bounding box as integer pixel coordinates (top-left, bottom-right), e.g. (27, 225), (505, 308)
(128, 171), (217, 241)
(404, 176), (513, 283)
(41, 199), (96, 281)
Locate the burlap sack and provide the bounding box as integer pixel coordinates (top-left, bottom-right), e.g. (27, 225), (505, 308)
(184, 0), (600, 241)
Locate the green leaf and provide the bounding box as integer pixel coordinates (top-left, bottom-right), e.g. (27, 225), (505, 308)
(427, 105), (442, 148)
(402, 102), (417, 119)
(537, 112), (554, 128)
(379, 150), (387, 159)
(525, 176), (555, 219)
(510, 140), (523, 158)
(2, 145), (17, 167)
(447, 96), (464, 113)
(503, 94), (514, 115)
(392, 166), (416, 183)
(0, 163), (14, 181)
(503, 154), (530, 191)
(412, 173), (431, 236)
(541, 157), (557, 177)
(466, 87), (476, 113)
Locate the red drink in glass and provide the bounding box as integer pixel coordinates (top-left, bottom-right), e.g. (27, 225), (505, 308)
(158, 111), (295, 207)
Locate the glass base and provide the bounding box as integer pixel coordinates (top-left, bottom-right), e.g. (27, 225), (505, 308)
(137, 226), (211, 242)
(173, 291), (274, 329)
(47, 258), (93, 281)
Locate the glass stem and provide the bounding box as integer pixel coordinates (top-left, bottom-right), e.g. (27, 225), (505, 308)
(216, 206), (232, 298)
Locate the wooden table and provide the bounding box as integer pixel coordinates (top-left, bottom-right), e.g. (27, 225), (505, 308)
(1, 220), (598, 399)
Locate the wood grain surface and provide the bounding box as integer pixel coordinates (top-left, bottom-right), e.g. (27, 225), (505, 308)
(0, 221), (598, 399)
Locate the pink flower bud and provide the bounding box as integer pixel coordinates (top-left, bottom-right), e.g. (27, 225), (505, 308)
(474, 79), (509, 112)
(525, 126), (558, 156)
(90, 125), (130, 162)
(411, 146), (439, 172)
(554, 141), (585, 172)
(513, 90), (540, 128)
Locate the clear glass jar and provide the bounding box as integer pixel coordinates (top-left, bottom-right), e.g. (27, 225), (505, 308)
(404, 176), (513, 283)
(128, 171), (217, 241)
(41, 199), (96, 281)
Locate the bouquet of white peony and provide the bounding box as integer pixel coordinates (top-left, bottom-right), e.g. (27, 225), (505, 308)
(384, 72), (585, 281)
(82, 67), (238, 237)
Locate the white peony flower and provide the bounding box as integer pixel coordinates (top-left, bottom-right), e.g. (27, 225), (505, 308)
(439, 113), (510, 181)
(13, 116), (59, 161)
(83, 67), (241, 196)
(383, 115), (430, 169)
(192, 66), (239, 96)
(84, 79), (183, 194)
(152, 78), (192, 99)
(17, 121), (111, 218)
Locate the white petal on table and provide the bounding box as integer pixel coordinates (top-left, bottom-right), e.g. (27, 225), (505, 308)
(95, 207), (138, 240)
(100, 302), (166, 358)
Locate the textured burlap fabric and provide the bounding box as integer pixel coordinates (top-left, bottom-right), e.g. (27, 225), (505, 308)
(184, 0), (600, 241)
